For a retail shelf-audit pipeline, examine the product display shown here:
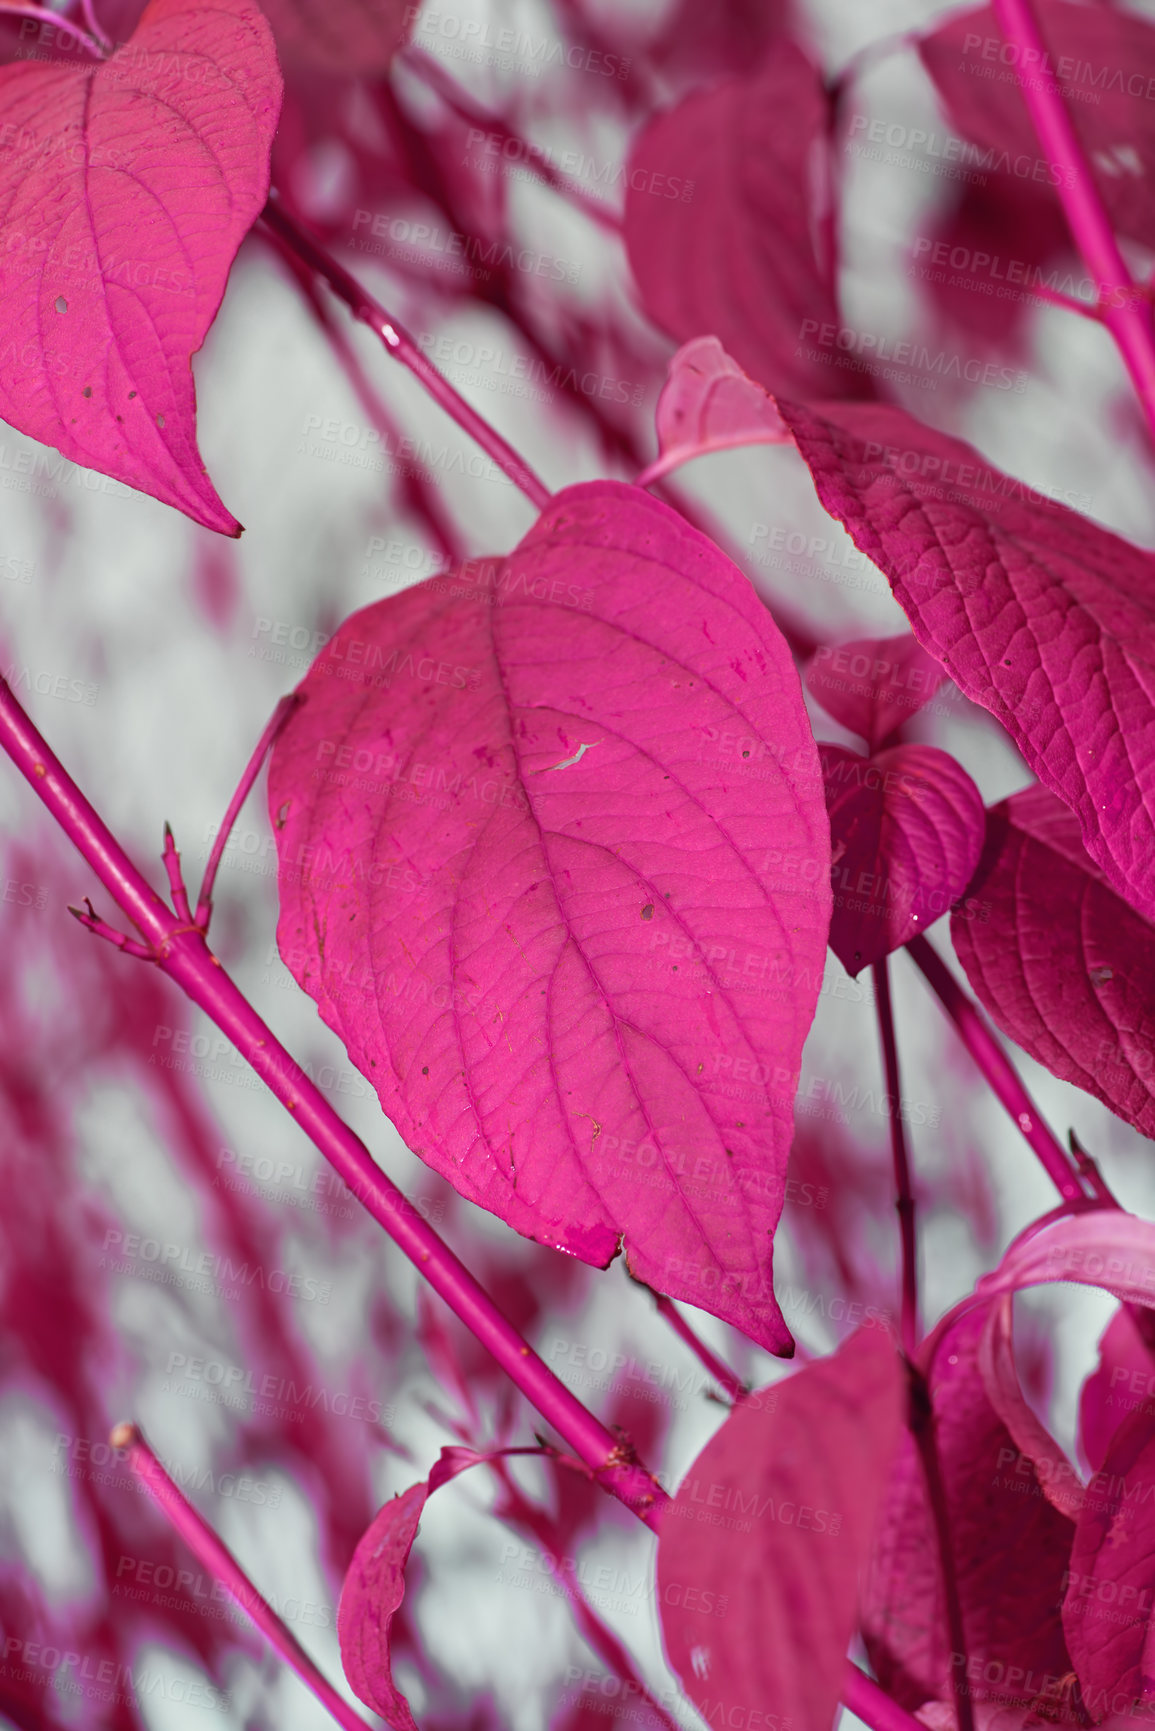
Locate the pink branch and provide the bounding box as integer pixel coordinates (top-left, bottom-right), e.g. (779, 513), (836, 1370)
(114, 1425), (372, 1731)
(259, 194), (552, 512)
(842, 1666), (932, 1731)
(906, 936), (1090, 1203)
(992, 0), (1155, 440)
(872, 958), (919, 1358)
(0, 677), (663, 1526)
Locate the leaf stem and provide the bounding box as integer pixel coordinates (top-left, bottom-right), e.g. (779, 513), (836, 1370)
(403, 49), (623, 236)
(0, 677), (663, 1526)
(113, 1424), (372, 1731)
(259, 193), (552, 512)
(990, 0), (1155, 441)
(872, 957), (919, 1357)
(906, 935), (1088, 1202)
(646, 1289), (748, 1402)
(195, 694), (301, 930)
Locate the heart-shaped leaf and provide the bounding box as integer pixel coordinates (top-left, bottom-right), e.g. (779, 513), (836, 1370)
(0, 0), (282, 534)
(822, 742), (985, 974)
(775, 399), (1155, 925)
(338, 1446), (489, 1728)
(951, 785), (1155, 1140)
(268, 480), (832, 1354)
(258, 0), (411, 74)
(921, 1), (1155, 252)
(862, 1305), (1076, 1712)
(805, 634), (949, 753)
(648, 336), (791, 477)
(657, 1327), (904, 1731)
(624, 43), (872, 400)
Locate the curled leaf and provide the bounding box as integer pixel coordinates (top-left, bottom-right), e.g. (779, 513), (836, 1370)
(648, 336), (790, 476)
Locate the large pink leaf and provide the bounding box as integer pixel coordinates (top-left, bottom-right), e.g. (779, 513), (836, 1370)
(657, 1327), (904, 1731)
(0, 0), (282, 535)
(951, 785), (1155, 1139)
(805, 634), (949, 753)
(774, 399), (1155, 925)
(624, 44), (873, 400)
(338, 1447), (487, 1727)
(862, 1305), (1076, 1712)
(1063, 1405), (1155, 1714)
(259, 0), (410, 73)
(650, 336), (790, 472)
(268, 481), (832, 1354)
(921, 2), (1155, 251)
(822, 742), (985, 975)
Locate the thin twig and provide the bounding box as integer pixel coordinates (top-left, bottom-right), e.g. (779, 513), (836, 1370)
(647, 1289), (748, 1403)
(873, 957), (919, 1357)
(115, 1425), (372, 1731)
(906, 936), (1088, 1203)
(991, 0), (1155, 441)
(907, 1369), (976, 1731)
(260, 192), (552, 512)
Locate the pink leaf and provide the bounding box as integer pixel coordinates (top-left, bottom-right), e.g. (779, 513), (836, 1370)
(0, 0), (282, 535)
(951, 785), (1155, 1140)
(863, 1305), (1076, 1712)
(1063, 1404), (1155, 1714)
(624, 44), (873, 400)
(921, 2), (1155, 252)
(964, 1211), (1155, 1318)
(258, 0), (411, 74)
(338, 1446), (488, 1727)
(268, 481), (832, 1354)
(648, 337), (790, 476)
(1079, 1307), (1155, 1475)
(805, 633), (950, 752)
(822, 742), (985, 975)
(656, 1326), (904, 1731)
(774, 399), (1155, 925)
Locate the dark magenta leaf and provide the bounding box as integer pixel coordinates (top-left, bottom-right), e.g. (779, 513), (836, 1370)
(0, 0), (282, 534)
(822, 742), (985, 975)
(268, 480), (832, 1354)
(951, 784), (1155, 1140)
(775, 398), (1155, 925)
(862, 1305), (1076, 1712)
(1063, 1405), (1155, 1714)
(624, 43), (873, 399)
(1079, 1307), (1155, 1476)
(657, 1326), (904, 1731)
(259, 0), (411, 73)
(921, 2), (1155, 252)
(805, 633), (949, 752)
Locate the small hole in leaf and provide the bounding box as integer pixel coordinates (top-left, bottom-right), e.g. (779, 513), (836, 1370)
(54, 296), (67, 314)
(641, 903), (653, 920)
(422, 1065), (429, 1075)
(82, 386), (92, 398)
(128, 390), (136, 398)
(742, 750), (750, 758)
(156, 414), (165, 429)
